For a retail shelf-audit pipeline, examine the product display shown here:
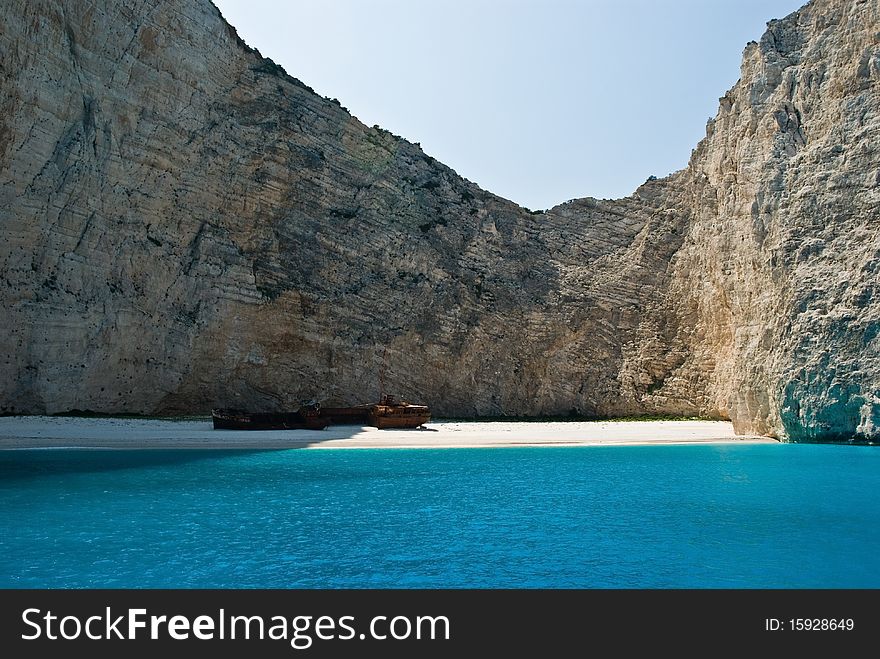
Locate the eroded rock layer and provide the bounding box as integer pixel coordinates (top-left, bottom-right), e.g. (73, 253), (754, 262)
(1, 0), (877, 441)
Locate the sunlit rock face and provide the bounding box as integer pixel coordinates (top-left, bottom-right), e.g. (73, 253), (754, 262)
(660, 0), (880, 441)
(1, 0), (877, 441)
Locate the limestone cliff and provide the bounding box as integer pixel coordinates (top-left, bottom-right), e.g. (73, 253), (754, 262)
(0, 0), (877, 441)
(662, 0), (880, 440)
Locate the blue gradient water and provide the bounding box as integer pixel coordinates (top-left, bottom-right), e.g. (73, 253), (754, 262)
(1, 444), (878, 588)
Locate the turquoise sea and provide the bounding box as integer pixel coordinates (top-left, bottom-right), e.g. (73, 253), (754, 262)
(0, 444), (878, 588)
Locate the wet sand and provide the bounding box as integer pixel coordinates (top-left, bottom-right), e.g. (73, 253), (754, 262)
(0, 416), (777, 449)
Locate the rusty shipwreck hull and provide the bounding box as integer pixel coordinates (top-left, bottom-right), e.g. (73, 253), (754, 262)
(211, 408), (327, 431)
(322, 396), (431, 429)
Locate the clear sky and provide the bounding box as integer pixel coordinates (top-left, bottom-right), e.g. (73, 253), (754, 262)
(213, 0), (806, 210)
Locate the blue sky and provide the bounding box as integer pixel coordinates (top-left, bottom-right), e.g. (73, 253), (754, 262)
(213, 0), (806, 210)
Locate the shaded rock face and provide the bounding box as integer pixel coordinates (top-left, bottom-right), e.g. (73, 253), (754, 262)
(0, 0), (877, 441)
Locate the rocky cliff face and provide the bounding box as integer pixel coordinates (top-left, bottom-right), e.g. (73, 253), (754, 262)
(664, 0), (880, 440)
(1, 0), (877, 441)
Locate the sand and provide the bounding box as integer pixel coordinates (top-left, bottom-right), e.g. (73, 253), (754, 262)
(0, 416), (778, 450)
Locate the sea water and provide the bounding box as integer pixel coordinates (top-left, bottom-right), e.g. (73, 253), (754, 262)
(0, 444), (878, 588)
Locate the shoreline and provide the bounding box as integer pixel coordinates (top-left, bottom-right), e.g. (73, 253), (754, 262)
(0, 416), (778, 450)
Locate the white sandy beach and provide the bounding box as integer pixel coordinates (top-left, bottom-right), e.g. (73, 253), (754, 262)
(0, 416), (777, 449)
